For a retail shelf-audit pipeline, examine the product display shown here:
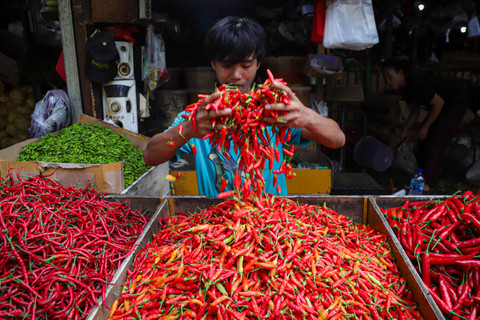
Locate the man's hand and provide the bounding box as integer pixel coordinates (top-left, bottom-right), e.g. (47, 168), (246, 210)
(263, 81), (345, 149)
(263, 81), (309, 128)
(183, 91), (233, 140)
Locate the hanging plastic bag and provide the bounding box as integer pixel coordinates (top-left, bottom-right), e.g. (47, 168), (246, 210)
(143, 24), (168, 93)
(323, 0), (379, 50)
(29, 89), (71, 138)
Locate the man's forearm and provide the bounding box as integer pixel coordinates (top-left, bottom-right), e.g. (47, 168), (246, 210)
(301, 109), (345, 149)
(143, 123), (190, 166)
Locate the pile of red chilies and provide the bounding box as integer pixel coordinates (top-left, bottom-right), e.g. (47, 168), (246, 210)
(0, 169), (148, 319)
(179, 69), (295, 196)
(381, 190), (480, 320)
(109, 196), (421, 320)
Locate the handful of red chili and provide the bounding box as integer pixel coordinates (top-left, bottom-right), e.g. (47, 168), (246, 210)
(180, 69), (295, 197)
(0, 169), (148, 319)
(110, 195), (421, 319)
(382, 189), (480, 320)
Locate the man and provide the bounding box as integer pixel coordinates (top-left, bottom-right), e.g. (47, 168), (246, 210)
(143, 16), (345, 197)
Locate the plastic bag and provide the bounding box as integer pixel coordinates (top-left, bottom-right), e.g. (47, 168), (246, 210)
(391, 141), (417, 175)
(323, 0), (379, 50)
(143, 24), (168, 92)
(29, 89), (71, 138)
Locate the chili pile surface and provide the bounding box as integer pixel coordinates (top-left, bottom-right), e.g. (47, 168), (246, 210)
(0, 169), (148, 319)
(382, 190), (480, 320)
(110, 195), (421, 319)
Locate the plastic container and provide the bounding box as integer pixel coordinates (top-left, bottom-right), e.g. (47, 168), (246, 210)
(353, 136), (394, 172)
(409, 168), (425, 195)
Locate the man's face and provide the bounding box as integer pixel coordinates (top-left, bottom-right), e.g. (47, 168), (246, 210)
(382, 68), (405, 91)
(211, 54), (260, 93)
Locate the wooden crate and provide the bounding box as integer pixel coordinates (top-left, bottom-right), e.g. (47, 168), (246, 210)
(87, 195), (166, 320)
(87, 195), (441, 320)
(368, 195), (449, 320)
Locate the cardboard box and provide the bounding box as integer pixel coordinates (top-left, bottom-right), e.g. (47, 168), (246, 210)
(169, 149), (332, 195)
(0, 114), (169, 195)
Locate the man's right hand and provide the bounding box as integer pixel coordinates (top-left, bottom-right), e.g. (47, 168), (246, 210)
(187, 91), (233, 139)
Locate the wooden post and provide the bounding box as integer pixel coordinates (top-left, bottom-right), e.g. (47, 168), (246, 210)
(58, 0), (83, 124)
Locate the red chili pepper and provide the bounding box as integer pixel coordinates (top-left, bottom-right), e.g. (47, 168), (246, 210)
(266, 69), (275, 84)
(453, 283), (470, 312)
(469, 306), (478, 320)
(217, 190), (234, 199)
(188, 142), (197, 156)
(419, 203), (444, 223)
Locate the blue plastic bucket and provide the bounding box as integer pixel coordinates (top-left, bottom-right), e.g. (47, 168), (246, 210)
(354, 136), (393, 172)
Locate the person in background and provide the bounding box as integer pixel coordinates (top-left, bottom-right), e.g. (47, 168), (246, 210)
(143, 16), (345, 197)
(382, 58), (471, 191)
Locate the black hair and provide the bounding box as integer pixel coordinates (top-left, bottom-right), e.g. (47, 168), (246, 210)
(204, 16), (267, 67)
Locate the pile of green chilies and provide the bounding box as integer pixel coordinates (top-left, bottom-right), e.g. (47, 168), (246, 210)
(110, 196), (421, 319)
(17, 123), (151, 188)
(0, 169), (148, 319)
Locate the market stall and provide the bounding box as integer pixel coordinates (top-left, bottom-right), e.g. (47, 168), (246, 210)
(1, 0), (480, 319)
